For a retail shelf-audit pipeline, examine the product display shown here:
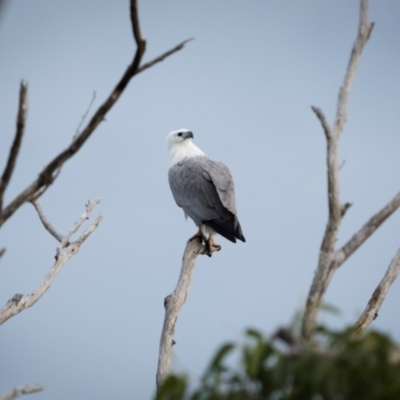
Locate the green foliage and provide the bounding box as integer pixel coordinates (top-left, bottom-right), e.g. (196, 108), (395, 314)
(156, 374), (188, 400)
(155, 324), (400, 400)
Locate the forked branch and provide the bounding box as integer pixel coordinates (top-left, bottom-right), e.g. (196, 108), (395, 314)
(0, 200), (102, 325)
(302, 0), (377, 340)
(0, 0), (192, 227)
(136, 38), (194, 75)
(156, 237), (208, 388)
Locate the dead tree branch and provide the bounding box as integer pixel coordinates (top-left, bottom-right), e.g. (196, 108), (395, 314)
(336, 191), (400, 265)
(0, 82), (28, 213)
(333, 0), (374, 139)
(136, 38), (194, 75)
(0, 200), (102, 325)
(354, 246), (400, 336)
(73, 91), (96, 141)
(156, 237), (208, 388)
(0, 385), (44, 400)
(0, 0), (192, 228)
(0, 248), (5, 261)
(311, 106), (331, 140)
(302, 0), (376, 340)
(31, 199), (64, 242)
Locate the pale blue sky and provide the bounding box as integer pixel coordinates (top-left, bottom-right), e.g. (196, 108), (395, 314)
(1, 1), (400, 398)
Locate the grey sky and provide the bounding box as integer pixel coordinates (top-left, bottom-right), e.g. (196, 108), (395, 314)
(1, 1), (400, 398)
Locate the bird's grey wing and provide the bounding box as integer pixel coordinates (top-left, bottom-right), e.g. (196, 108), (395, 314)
(168, 158), (231, 225)
(201, 158), (237, 216)
(199, 157), (246, 242)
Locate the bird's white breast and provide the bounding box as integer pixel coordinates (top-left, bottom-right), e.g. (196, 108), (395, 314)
(169, 140), (205, 167)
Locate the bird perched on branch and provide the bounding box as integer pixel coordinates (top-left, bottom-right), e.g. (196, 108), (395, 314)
(167, 129), (245, 255)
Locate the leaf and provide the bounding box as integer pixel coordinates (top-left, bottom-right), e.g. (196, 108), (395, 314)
(245, 328), (263, 341)
(155, 374), (187, 400)
(203, 342), (235, 377)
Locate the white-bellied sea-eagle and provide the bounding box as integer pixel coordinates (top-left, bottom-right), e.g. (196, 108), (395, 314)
(167, 129), (245, 254)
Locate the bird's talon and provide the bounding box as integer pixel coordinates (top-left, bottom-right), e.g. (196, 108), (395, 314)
(204, 237), (221, 257)
(189, 231), (205, 244)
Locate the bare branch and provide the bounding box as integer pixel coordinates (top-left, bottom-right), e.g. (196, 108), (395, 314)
(302, 163), (397, 330)
(302, 0), (374, 340)
(31, 199), (64, 242)
(302, 108), (342, 339)
(136, 38), (194, 75)
(354, 246), (400, 337)
(0, 200), (102, 325)
(156, 236), (208, 388)
(0, 82), (28, 213)
(61, 199), (101, 246)
(0, 1), (192, 228)
(73, 91), (96, 141)
(0, 66), (132, 226)
(340, 202), (352, 217)
(0, 385), (44, 400)
(75, 214), (102, 245)
(0, 247), (5, 261)
(321, 124), (341, 256)
(311, 106), (331, 139)
(130, 0), (145, 49)
(333, 0), (374, 138)
(336, 191), (400, 265)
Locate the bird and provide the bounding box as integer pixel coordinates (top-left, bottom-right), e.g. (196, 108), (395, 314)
(167, 129), (245, 255)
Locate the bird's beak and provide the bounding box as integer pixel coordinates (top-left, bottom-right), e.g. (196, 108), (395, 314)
(183, 131), (194, 140)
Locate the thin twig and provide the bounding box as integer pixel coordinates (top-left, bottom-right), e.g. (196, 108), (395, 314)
(340, 202), (352, 217)
(0, 385), (44, 400)
(61, 199), (100, 246)
(354, 246), (400, 337)
(311, 106), (331, 139)
(31, 199), (64, 242)
(336, 191), (400, 265)
(0, 0), (192, 228)
(332, 0), (374, 138)
(156, 236), (208, 388)
(136, 38), (194, 75)
(0, 200), (102, 325)
(301, 0), (374, 340)
(130, 0), (145, 48)
(0, 248), (5, 261)
(73, 91), (96, 141)
(0, 82), (28, 213)
(75, 214), (103, 245)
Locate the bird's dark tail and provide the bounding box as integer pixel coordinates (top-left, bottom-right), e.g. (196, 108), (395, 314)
(205, 219), (246, 243)
(235, 221), (246, 242)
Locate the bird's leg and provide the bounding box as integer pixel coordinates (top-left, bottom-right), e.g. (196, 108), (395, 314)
(205, 234), (221, 257)
(189, 226), (207, 243)
(189, 228), (221, 257)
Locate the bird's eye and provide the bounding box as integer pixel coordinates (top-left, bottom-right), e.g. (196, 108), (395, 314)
(177, 132), (182, 137)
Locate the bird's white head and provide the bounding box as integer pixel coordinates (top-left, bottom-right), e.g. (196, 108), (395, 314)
(166, 129), (194, 149)
(166, 129), (205, 166)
